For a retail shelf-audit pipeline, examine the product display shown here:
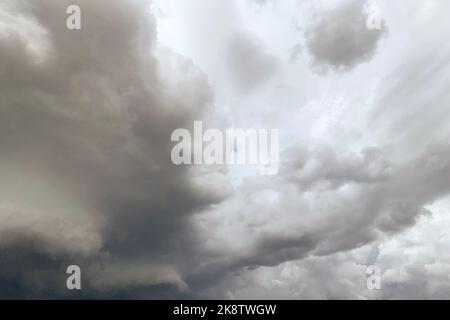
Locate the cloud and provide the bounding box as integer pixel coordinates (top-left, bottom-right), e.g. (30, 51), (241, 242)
(284, 146), (392, 191)
(226, 30), (278, 93)
(86, 262), (189, 293)
(0, 204), (102, 257)
(186, 138), (450, 294)
(2, 0), (450, 300)
(304, 0), (386, 72)
(198, 198), (450, 300)
(0, 0), (229, 298)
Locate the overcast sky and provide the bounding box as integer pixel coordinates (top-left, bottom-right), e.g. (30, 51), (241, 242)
(1, 0), (450, 299)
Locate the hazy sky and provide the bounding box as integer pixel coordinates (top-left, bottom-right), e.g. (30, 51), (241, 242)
(1, 0), (450, 299)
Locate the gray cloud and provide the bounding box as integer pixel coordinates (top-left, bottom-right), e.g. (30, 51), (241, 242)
(0, 0), (229, 298)
(284, 146), (392, 191)
(185, 138), (450, 294)
(304, 0), (386, 72)
(226, 30), (278, 93)
(2, 0), (450, 300)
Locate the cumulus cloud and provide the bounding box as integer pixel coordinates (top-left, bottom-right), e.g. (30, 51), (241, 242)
(304, 0), (386, 72)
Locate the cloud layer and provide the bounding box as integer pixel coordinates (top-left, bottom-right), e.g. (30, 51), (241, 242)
(1, 0), (450, 299)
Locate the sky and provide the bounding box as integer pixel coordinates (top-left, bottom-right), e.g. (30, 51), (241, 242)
(0, 0), (450, 299)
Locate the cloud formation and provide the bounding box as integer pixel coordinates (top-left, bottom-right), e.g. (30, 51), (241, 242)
(0, 0), (228, 298)
(1, 0), (450, 300)
(304, 0), (386, 72)
(226, 30), (278, 93)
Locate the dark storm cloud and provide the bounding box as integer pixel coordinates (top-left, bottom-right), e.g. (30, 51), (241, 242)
(304, 0), (386, 72)
(0, 0), (229, 298)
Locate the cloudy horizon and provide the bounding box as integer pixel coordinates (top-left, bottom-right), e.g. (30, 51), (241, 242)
(1, 0), (450, 299)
